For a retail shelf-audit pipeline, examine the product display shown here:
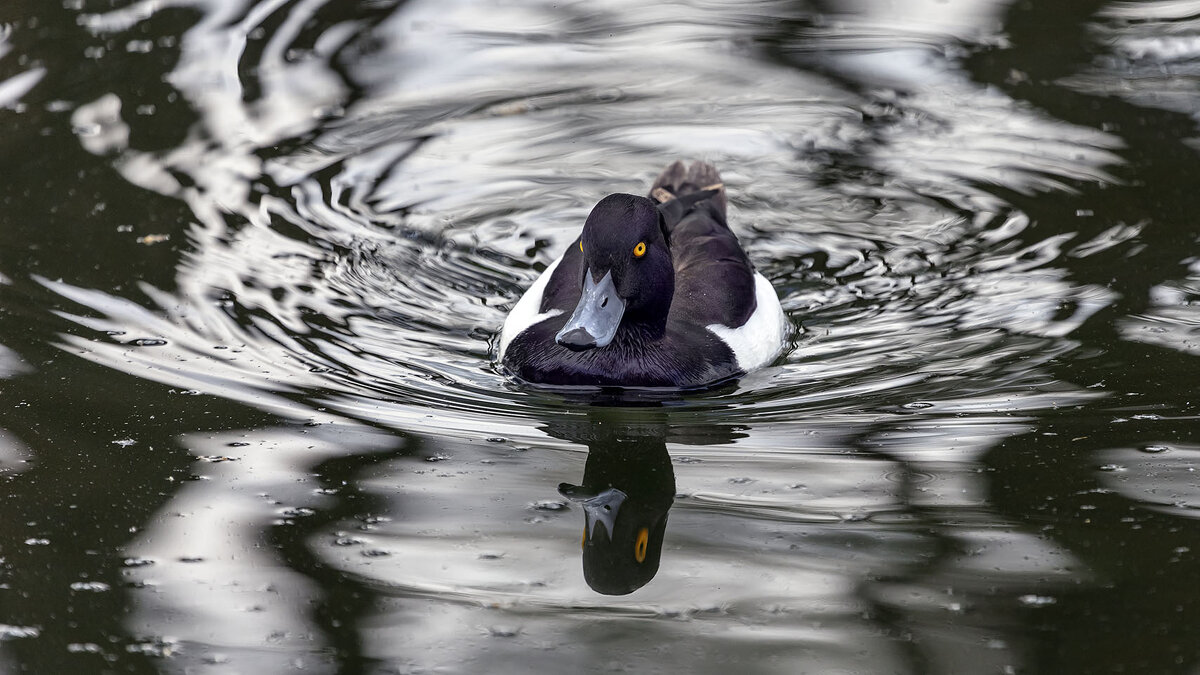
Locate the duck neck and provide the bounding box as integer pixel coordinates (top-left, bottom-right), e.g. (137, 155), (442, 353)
(620, 276), (673, 342)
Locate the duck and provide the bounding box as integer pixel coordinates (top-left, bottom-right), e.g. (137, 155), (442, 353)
(498, 161), (787, 388)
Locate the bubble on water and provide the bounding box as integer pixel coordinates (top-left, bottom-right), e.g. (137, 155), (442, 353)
(196, 455), (238, 463)
(361, 548), (391, 558)
(478, 552), (505, 560)
(425, 453), (451, 462)
(333, 536), (363, 547)
(122, 557), (155, 568)
(1097, 463), (1124, 472)
(69, 581), (110, 592)
(530, 500), (569, 512)
(903, 401), (935, 410)
(24, 538), (49, 546)
(728, 477), (755, 484)
(1140, 444), (1170, 454)
(112, 438), (137, 447)
(128, 338), (168, 347)
(486, 437), (506, 443)
(488, 625), (520, 638)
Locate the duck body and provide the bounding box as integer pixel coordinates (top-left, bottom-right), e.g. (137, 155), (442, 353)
(499, 161), (787, 389)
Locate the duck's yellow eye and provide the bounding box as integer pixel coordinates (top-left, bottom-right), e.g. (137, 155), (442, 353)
(634, 527), (649, 562)
(633, 241), (647, 258)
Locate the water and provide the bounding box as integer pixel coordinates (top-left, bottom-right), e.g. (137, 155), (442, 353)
(1, 0), (1199, 672)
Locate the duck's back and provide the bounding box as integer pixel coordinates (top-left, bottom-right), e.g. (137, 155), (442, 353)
(651, 162), (757, 331)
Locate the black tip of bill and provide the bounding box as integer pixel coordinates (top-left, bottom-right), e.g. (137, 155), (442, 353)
(556, 327), (597, 351)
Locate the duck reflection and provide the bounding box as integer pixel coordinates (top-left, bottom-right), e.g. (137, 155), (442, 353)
(558, 431), (674, 595)
(543, 406), (742, 595)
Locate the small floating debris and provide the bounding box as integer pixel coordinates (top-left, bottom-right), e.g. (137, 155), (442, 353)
(1018, 594), (1057, 607)
(122, 557), (155, 568)
(0, 625), (41, 640)
(67, 643), (103, 654)
(425, 453), (451, 462)
(69, 581), (110, 592)
(487, 625), (520, 638)
(125, 637), (177, 657)
(529, 500), (568, 512)
(135, 233), (170, 246)
(128, 338), (167, 347)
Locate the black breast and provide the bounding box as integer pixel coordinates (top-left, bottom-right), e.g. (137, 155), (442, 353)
(502, 315), (738, 388)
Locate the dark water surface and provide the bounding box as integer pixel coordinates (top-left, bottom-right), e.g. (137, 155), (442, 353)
(1, 0), (1199, 673)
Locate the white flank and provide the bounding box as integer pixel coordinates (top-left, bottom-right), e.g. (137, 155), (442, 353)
(497, 256), (563, 359)
(706, 272), (788, 371)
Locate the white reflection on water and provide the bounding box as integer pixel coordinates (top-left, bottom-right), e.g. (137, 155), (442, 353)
(121, 424), (400, 673)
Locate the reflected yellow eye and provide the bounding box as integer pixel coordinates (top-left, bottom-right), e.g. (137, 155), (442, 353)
(633, 241), (646, 258)
(582, 529), (587, 550)
(579, 241), (584, 253)
(634, 527), (649, 562)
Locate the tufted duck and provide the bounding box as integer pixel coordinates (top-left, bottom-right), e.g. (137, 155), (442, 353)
(498, 161), (787, 388)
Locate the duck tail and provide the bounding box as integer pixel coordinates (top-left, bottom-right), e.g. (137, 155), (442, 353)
(649, 161), (726, 218)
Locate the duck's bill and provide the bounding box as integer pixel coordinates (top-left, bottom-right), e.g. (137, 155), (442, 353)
(555, 269), (625, 351)
(559, 485), (627, 542)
